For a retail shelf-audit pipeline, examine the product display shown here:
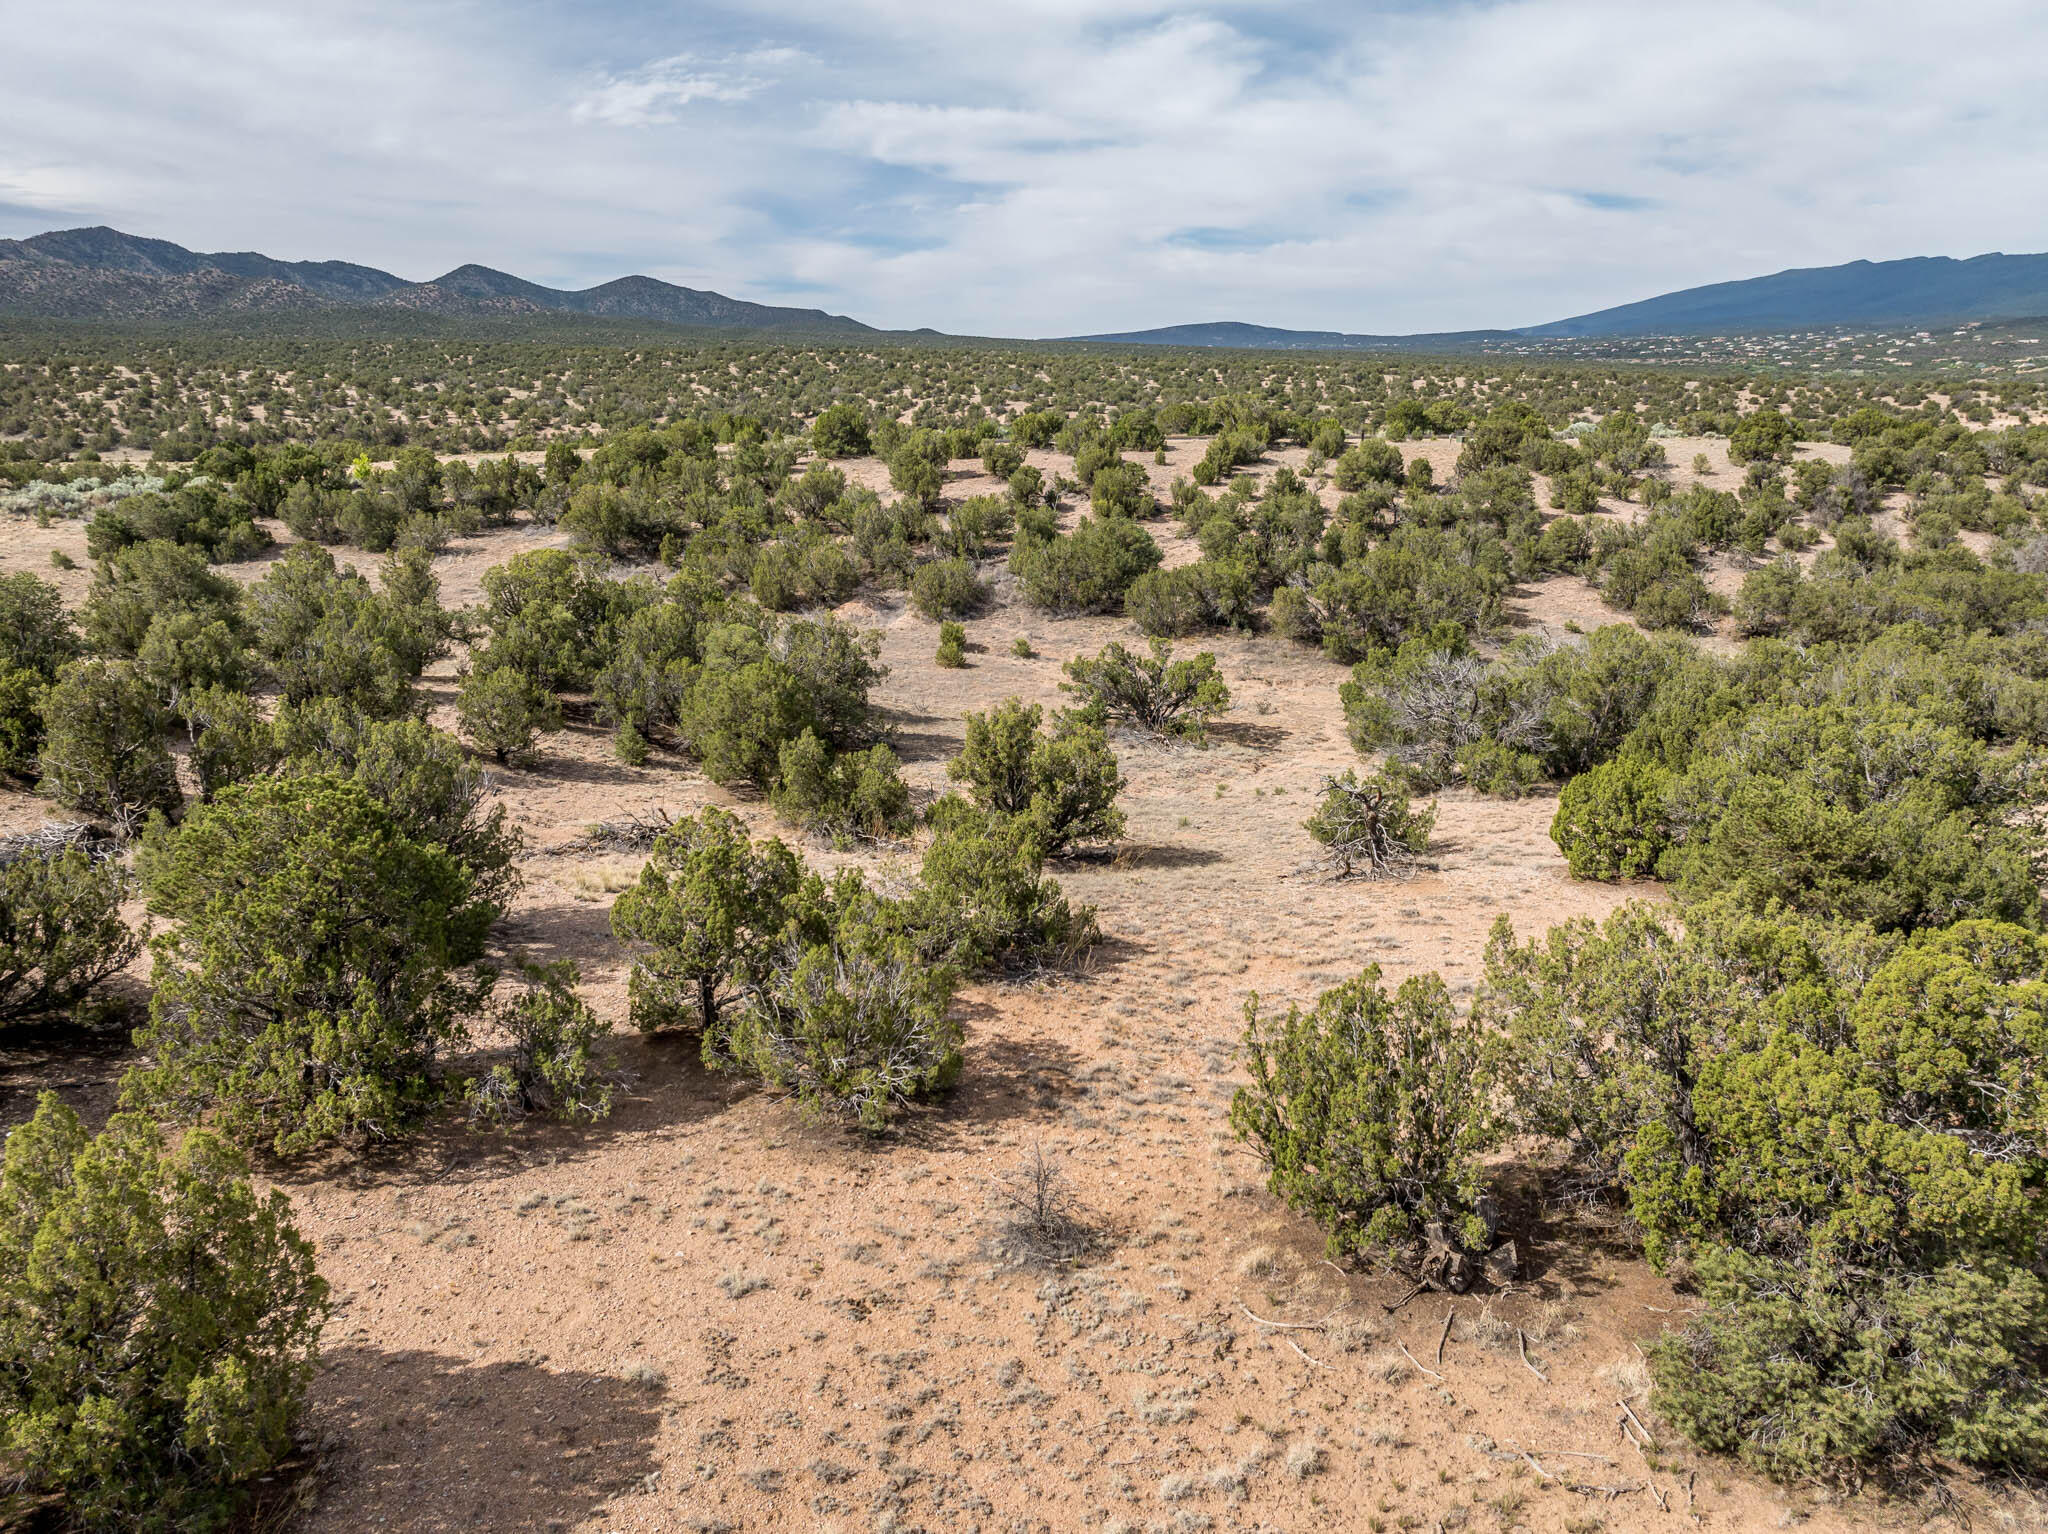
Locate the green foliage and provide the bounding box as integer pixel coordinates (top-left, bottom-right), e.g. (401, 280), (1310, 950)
(1123, 558), (1256, 636)
(1481, 899), (1886, 1233)
(0, 846), (140, 1026)
(85, 480), (267, 564)
(1732, 536), (2048, 643)
(910, 555), (986, 620)
(980, 440), (1024, 479)
(180, 686), (279, 802)
(1550, 757), (1674, 879)
(1011, 515), (1163, 615)
(811, 403), (872, 457)
(887, 442), (945, 513)
(947, 698), (1126, 857)
(1649, 1249), (2048, 1480)
(670, 614), (884, 788)
(722, 931), (962, 1133)
(906, 810), (1099, 972)
(246, 543), (435, 717)
(463, 961), (616, 1129)
(1089, 459), (1152, 518)
(1231, 968), (1496, 1262)
(274, 709), (521, 920)
(609, 807), (805, 1035)
(134, 611), (247, 715)
(130, 774), (500, 1153)
(457, 663), (560, 764)
(591, 576), (719, 744)
(935, 620), (967, 668)
(0, 570), (79, 678)
(37, 658), (183, 836)
(1288, 526), (1508, 661)
(0, 665), (46, 781)
(474, 548), (622, 692)
(1332, 438), (1405, 491)
(1664, 702), (2043, 929)
(747, 534), (859, 611)
(1727, 409), (1797, 465)
(81, 540), (243, 659)
(1061, 639), (1231, 741)
(940, 494), (1013, 558)
(0, 572), (72, 777)
(0, 1095), (328, 1532)
(771, 731), (913, 844)
(1481, 902), (2048, 1477)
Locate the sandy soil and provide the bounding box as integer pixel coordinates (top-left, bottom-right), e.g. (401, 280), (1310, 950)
(0, 446), (2021, 1534)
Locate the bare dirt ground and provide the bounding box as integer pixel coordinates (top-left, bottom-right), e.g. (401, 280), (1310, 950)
(1, 444), (2025, 1534)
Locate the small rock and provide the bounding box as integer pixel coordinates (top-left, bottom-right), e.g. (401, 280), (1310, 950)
(1475, 1194), (1501, 1246)
(1484, 1240), (1521, 1286)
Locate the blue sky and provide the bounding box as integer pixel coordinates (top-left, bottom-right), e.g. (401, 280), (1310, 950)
(3, 0), (2044, 335)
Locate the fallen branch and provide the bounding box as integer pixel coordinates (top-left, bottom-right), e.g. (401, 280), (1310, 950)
(1238, 1303), (1324, 1332)
(1283, 1335), (1333, 1370)
(1398, 1341), (1444, 1381)
(1520, 1451), (1555, 1482)
(1619, 1398), (1656, 1448)
(1518, 1329), (1548, 1382)
(1436, 1307), (1454, 1367)
(1381, 1281), (1425, 1314)
(547, 807), (673, 856)
(1572, 1482), (1643, 1500)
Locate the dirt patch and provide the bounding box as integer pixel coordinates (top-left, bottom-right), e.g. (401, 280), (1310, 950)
(0, 463), (1959, 1534)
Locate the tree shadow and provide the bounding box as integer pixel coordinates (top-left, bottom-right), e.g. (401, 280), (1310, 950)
(1104, 842), (1225, 871)
(1487, 1158), (1627, 1300)
(488, 899), (623, 969)
(0, 1010), (141, 1135)
(1205, 719), (1293, 752)
(305, 1347), (662, 1533)
(515, 750), (647, 788)
(885, 727), (964, 765)
(308, 1030), (744, 1192)
(896, 1031), (1090, 1150)
(1064, 932), (1150, 983)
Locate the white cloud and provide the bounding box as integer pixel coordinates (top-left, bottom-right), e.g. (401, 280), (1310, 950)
(570, 48), (806, 128)
(0, 0), (2043, 334)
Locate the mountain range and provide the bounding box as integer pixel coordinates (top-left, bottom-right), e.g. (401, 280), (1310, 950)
(3, 227), (2047, 346)
(0, 227), (874, 334)
(1073, 253), (2048, 348)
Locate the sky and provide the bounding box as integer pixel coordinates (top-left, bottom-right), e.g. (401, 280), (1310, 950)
(3, 0), (2045, 337)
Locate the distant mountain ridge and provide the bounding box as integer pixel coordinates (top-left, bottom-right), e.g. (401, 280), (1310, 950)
(7, 229), (2048, 348)
(1520, 252), (2048, 337)
(0, 226), (875, 334)
(1072, 251), (2048, 349)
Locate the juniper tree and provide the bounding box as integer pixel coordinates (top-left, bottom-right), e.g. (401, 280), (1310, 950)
(0, 1095), (329, 1530)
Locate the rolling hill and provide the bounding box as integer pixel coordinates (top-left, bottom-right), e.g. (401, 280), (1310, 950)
(8, 229), (2048, 349)
(0, 227), (876, 334)
(1071, 251), (2048, 348)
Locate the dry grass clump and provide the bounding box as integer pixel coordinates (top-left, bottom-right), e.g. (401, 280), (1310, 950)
(1522, 1300), (1581, 1346)
(1467, 1305), (1518, 1352)
(1284, 1441), (1327, 1480)
(1135, 1387), (1199, 1426)
(989, 1143), (1102, 1268)
(1364, 1348), (1414, 1384)
(1235, 1243), (1280, 1278)
(1598, 1354), (1651, 1400)
(1326, 1316), (1383, 1353)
